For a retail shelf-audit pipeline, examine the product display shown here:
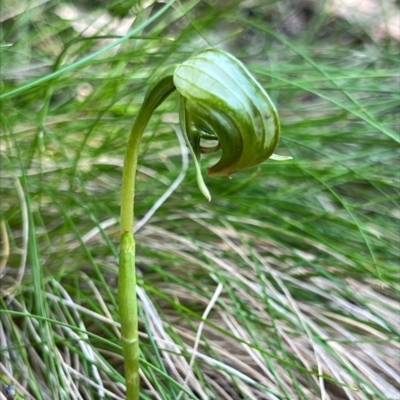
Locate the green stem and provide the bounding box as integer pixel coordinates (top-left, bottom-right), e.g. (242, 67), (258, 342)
(118, 70), (176, 400)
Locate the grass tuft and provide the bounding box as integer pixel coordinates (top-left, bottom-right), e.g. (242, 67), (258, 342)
(1, 1), (399, 399)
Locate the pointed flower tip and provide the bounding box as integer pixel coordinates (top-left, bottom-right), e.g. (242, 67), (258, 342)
(197, 170), (212, 201)
(270, 154), (293, 161)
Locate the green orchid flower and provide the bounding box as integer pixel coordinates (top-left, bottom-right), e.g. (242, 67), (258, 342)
(174, 49), (291, 200)
(118, 48), (291, 400)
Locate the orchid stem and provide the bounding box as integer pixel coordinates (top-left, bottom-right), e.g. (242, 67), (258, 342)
(118, 72), (175, 399)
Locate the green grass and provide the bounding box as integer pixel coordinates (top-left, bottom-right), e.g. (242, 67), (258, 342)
(1, 0), (399, 399)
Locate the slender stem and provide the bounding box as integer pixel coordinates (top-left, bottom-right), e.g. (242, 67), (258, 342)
(118, 71), (176, 400)
(119, 231), (139, 400)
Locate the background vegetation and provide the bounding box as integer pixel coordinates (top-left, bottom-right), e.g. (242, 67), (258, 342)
(1, 0), (399, 399)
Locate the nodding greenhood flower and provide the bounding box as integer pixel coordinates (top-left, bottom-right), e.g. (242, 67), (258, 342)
(118, 48), (292, 399)
(173, 49), (291, 200)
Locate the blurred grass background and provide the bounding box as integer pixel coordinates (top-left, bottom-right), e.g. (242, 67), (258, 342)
(0, 0), (399, 399)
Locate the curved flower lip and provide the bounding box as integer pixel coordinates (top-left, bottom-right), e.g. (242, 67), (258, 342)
(173, 48), (290, 199)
